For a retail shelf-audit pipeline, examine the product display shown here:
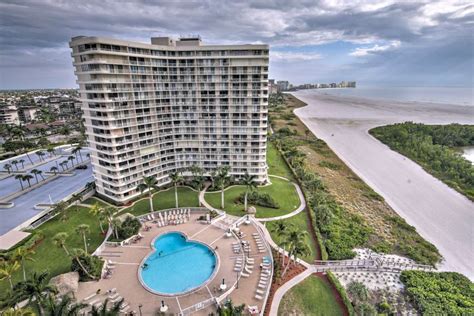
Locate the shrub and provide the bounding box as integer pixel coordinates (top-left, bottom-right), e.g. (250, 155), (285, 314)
(71, 253), (104, 281)
(117, 216), (140, 240)
(327, 271), (355, 316)
(235, 191), (279, 209)
(400, 271), (474, 315)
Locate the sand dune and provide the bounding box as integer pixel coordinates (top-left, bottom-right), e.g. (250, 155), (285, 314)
(293, 91), (474, 279)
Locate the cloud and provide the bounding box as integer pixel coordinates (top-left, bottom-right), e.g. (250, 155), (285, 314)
(271, 51), (322, 61)
(0, 0), (472, 88)
(350, 40), (401, 57)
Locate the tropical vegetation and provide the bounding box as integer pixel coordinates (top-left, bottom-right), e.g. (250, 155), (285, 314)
(370, 122), (474, 200)
(400, 270), (474, 315)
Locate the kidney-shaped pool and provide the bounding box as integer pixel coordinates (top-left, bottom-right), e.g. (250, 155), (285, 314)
(139, 232), (217, 295)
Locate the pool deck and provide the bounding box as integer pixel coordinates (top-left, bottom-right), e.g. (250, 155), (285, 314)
(75, 211), (272, 315)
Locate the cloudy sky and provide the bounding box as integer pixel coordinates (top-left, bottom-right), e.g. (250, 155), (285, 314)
(0, 0), (473, 89)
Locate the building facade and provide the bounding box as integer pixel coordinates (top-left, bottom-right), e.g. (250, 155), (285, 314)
(70, 36), (269, 203)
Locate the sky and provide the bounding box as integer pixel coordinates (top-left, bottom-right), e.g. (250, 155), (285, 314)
(0, 0), (473, 89)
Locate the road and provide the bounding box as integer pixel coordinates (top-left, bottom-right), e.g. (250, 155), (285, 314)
(293, 90), (474, 279)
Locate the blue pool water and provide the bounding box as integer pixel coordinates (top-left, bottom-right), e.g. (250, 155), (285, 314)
(139, 232), (217, 295)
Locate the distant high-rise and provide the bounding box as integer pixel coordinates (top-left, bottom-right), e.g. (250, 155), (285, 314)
(70, 36), (269, 203)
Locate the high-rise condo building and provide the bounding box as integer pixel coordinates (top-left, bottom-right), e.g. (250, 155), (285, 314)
(70, 36), (269, 204)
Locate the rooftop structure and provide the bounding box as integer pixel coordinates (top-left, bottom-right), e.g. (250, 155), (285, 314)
(70, 36), (269, 203)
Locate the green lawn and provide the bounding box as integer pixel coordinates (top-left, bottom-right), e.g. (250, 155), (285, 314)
(120, 186), (200, 216)
(266, 211), (319, 262)
(82, 197), (110, 207)
(0, 206), (104, 293)
(278, 275), (344, 316)
(204, 176), (300, 218)
(267, 142), (294, 180)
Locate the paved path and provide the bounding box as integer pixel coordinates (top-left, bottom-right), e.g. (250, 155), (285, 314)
(269, 268), (314, 316)
(293, 91), (474, 279)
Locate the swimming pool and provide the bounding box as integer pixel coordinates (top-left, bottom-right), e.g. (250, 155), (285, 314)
(139, 232), (217, 295)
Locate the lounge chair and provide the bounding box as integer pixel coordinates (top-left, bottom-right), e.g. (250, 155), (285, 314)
(241, 272), (250, 277)
(84, 293), (96, 301)
(255, 294), (263, 300)
(110, 296), (122, 303)
(245, 266), (253, 274)
(256, 289), (264, 295)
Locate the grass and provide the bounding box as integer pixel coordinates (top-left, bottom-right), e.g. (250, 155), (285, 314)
(278, 275), (344, 316)
(267, 141), (294, 180)
(120, 186), (200, 216)
(204, 176), (300, 218)
(0, 206), (104, 293)
(81, 197), (110, 207)
(266, 211), (319, 262)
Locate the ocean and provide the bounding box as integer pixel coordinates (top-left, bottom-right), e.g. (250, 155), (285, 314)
(312, 86), (473, 106)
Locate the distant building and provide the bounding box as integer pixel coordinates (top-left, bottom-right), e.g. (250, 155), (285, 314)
(347, 81), (356, 88)
(276, 80), (289, 91)
(330, 83), (337, 88)
(0, 106), (20, 125)
(268, 79), (278, 94)
(18, 106), (39, 123)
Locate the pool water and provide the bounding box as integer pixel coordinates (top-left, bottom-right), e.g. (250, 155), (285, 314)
(139, 232), (217, 295)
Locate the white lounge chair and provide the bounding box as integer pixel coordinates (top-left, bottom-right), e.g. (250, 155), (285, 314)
(255, 294), (263, 300)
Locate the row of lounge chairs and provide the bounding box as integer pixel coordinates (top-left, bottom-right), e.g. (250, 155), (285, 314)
(81, 288), (134, 315)
(143, 209), (191, 227)
(252, 233), (266, 253)
(255, 260), (272, 300)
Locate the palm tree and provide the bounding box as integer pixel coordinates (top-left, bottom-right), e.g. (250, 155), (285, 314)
(73, 146), (84, 162)
(47, 147), (55, 157)
(217, 299), (245, 316)
(53, 232), (71, 256)
(30, 169), (43, 184)
(14, 271), (57, 314)
(75, 224), (90, 253)
(22, 174), (33, 188)
(15, 174), (25, 190)
(50, 166), (58, 175)
(36, 151), (45, 162)
(111, 218), (121, 240)
(189, 164), (205, 190)
(240, 172), (257, 212)
(68, 155), (75, 167)
(44, 293), (87, 316)
(0, 260), (20, 290)
(282, 230), (309, 275)
(169, 171), (183, 208)
(216, 166), (231, 209)
(3, 163), (12, 174)
(90, 298), (124, 316)
(137, 176), (158, 212)
(11, 159), (19, 171)
(61, 160), (68, 170)
(18, 159), (25, 169)
(89, 203), (106, 234)
(270, 222), (290, 266)
(13, 247), (35, 281)
(70, 248), (96, 280)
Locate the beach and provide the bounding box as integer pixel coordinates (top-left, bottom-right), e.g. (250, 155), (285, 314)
(292, 91), (474, 279)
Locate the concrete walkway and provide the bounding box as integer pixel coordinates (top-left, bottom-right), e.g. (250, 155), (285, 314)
(268, 268), (314, 316)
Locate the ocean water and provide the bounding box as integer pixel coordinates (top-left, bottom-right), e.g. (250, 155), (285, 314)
(462, 147), (474, 164)
(313, 86), (473, 106)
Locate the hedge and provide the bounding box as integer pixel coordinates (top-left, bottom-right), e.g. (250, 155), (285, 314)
(327, 270), (355, 316)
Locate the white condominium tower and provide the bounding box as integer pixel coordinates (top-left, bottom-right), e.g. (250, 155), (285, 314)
(70, 36), (269, 204)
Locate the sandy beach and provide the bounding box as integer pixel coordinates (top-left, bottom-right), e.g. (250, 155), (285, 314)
(292, 90), (474, 279)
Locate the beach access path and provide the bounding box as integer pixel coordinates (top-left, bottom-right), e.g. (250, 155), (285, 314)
(292, 91), (474, 280)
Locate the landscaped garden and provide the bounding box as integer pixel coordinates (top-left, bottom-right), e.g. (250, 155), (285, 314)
(278, 275), (345, 316)
(119, 186), (200, 216)
(0, 205), (105, 294)
(204, 176), (300, 218)
(266, 212), (319, 262)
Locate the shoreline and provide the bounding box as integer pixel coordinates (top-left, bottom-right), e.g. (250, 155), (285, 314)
(292, 91), (474, 280)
